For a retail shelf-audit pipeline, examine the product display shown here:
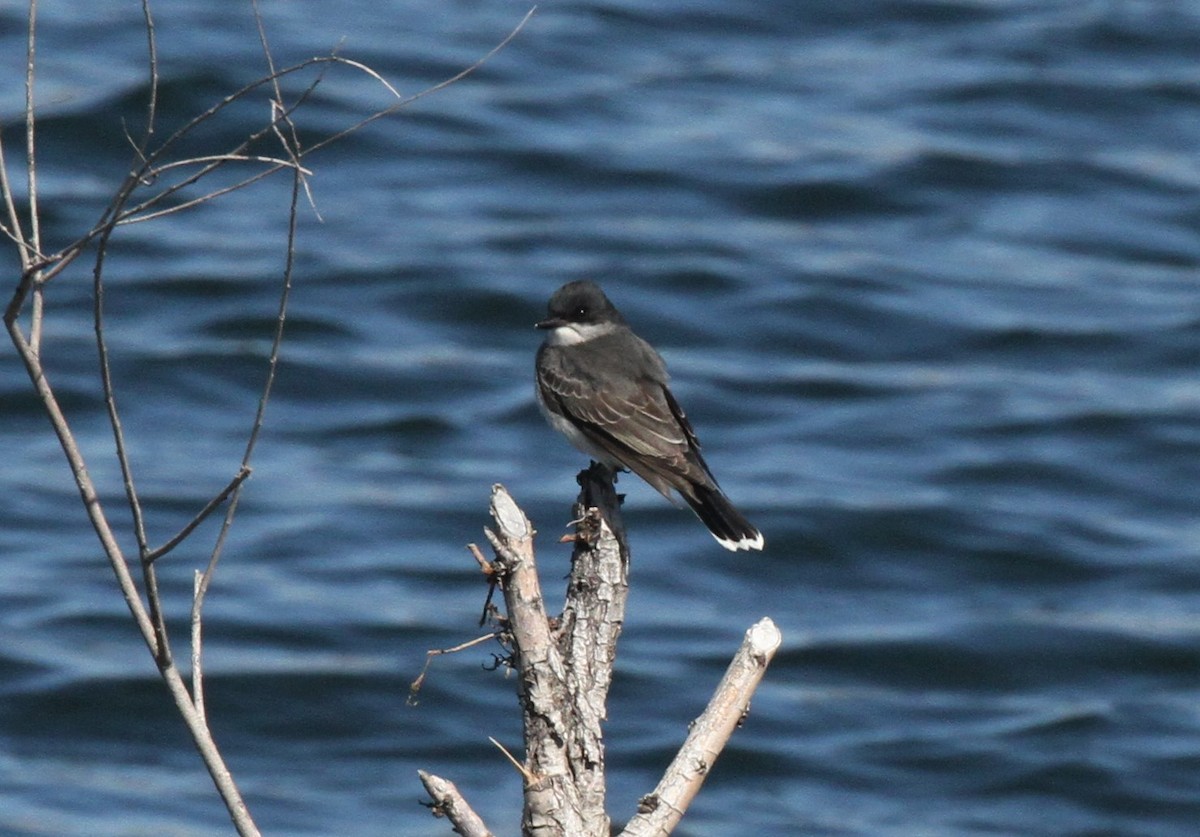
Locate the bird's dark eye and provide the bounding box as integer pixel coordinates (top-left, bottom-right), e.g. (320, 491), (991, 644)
(575, 306), (588, 318)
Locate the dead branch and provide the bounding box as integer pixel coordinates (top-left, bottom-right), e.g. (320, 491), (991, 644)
(408, 632), (502, 706)
(487, 483), (592, 835)
(419, 770), (497, 837)
(619, 617), (782, 837)
(422, 468), (779, 836)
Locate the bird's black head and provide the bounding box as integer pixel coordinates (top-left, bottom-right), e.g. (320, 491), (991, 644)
(536, 280), (625, 330)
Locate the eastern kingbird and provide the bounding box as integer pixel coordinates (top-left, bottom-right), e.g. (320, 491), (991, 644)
(535, 280), (764, 552)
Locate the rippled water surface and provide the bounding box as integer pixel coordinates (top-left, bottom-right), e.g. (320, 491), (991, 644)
(2, 1), (1200, 835)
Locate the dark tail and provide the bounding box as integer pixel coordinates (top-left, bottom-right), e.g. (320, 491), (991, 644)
(684, 483), (764, 552)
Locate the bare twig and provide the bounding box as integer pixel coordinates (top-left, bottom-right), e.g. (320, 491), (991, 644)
(489, 736), (538, 785)
(191, 155), (302, 645)
(24, 0), (41, 266)
(0, 136), (27, 255)
(147, 466), (252, 563)
(419, 770), (497, 837)
(2, 322), (159, 654)
(192, 570), (206, 723)
(468, 541), (500, 625)
(4, 3), (536, 835)
(148, 154), (314, 177)
(119, 5), (535, 232)
(468, 542), (494, 574)
(619, 617), (783, 837)
(92, 220), (148, 556)
(304, 7), (536, 158)
(252, 0), (320, 217)
(90, 145), (171, 665)
(23, 0), (43, 352)
(408, 631), (501, 706)
(138, 0), (158, 148)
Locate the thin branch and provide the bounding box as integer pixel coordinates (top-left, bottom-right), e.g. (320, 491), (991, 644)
(141, 560), (172, 666)
(192, 150), (301, 640)
(90, 182), (170, 661)
(407, 631), (501, 706)
(251, 0), (284, 109)
(240, 154), (299, 468)
(24, 0), (41, 268)
(192, 570), (207, 723)
(111, 58), (331, 227)
(147, 466), (252, 563)
(468, 541), (500, 626)
(5, 6), (536, 836)
(419, 770), (497, 837)
(138, 0), (158, 148)
(326, 55), (402, 100)
(117, 163), (292, 226)
(14, 11), (532, 281)
(0, 129), (29, 266)
(148, 154), (314, 178)
(489, 737), (537, 785)
(3, 323), (160, 657)
(303, 7), (537, 159)
(71, 0), (172, 566)
(619, 618), (783, 837)
(93, 236), (149, 556)
(23, 1), (44, 353)
(158, 659), (259, 836)
(251, 0), (318, 216)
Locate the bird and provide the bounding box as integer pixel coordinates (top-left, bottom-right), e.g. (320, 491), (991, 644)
(534, 280), (764, 551)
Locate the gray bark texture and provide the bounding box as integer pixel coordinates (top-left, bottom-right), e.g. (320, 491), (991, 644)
(420, 464), (780, 836)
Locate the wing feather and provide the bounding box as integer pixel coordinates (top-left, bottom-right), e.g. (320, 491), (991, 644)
(536, 337), (718, 497)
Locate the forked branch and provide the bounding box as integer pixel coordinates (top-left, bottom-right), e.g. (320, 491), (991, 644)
(420, 470), (779, 836)
(2, 2), (534, 834)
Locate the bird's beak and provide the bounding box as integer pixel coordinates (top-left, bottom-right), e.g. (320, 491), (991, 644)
(536, 316), (565, 330)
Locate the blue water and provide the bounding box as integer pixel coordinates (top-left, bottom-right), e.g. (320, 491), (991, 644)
(2, 1), (1200, 834)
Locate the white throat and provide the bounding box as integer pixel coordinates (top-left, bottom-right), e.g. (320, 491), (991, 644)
(544, 321), (617, 347)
